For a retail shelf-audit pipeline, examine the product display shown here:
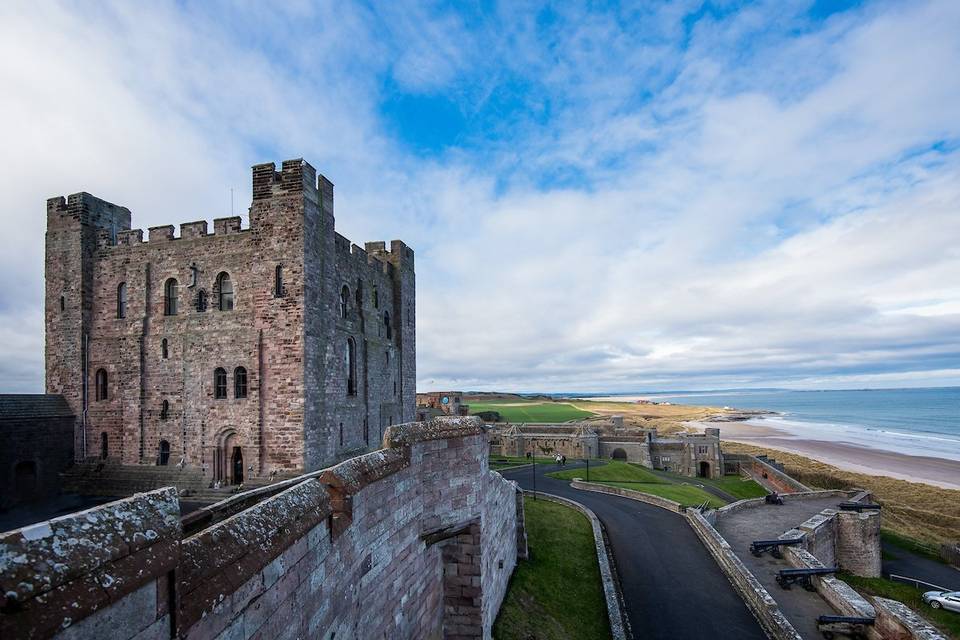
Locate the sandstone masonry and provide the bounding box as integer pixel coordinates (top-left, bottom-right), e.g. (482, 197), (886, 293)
(44, 159), (415, 483)
(0, 416), (522, 640)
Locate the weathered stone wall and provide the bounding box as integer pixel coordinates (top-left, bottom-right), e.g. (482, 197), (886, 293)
(836, 510), (882, 577)
(686, 509), (803, 640)
(44, 159), (415, 483)
(739, 454), (811, 493)
(870, 597), (948, 640)
(0, 417), (520, 640)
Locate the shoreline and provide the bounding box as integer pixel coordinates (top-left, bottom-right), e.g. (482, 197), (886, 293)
(687, 419), (960, 491)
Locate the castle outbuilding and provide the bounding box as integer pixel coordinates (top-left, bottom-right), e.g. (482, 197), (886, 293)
(490, 416), (724, 479)
(44, 159), (415, 485)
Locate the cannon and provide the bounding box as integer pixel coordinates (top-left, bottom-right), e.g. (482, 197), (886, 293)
(838, 502), (882, 512)
(749, 538), (803, 558)
(816, 615), (874, 639)
(775, 566), (838, 591)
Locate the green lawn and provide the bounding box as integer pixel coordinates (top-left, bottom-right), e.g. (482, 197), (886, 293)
(604, 482), (727, 509)
(548, 461), (664, 484)
(493, 497), (609, 640)
(469, 401), (595, 423)
(839, 573), (960, 639)
(547, 462), (726, 508)
(490, 456), (566, 471)
(709, 475), (768, 500)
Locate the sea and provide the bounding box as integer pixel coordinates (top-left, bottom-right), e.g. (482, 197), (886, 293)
(580, 387), (960, 463)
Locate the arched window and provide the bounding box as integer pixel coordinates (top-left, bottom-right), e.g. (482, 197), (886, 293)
(196, 289), (207, 312)
(117, 282), (127, 319)
(346, 338), (357, 396)
(274, 264), (284, 298)
(234, 366), (248, 399)
(217, 272), (234, 311)
(160, 399), (169, 420)
(158, 440), (170, 466)
(100, 432), (108, 460)
(384, 311), (392, 340)
(161, 338), (168, 359)
(95, 368), (108, 401)
(214, 367), (227, 399)
(164, 278), (178, 316)
(372, 286), (379, 309)
(339, 285), (350, 319)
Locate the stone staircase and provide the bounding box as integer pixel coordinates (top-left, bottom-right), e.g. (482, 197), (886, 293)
(61, 463), (301, 505)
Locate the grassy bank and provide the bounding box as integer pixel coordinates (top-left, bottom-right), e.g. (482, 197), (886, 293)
(839, 573), (960, 639)
(493, 497), (609, 640)
(489, 455), (574, 471)
(469, 400), (595, 423)
(547, 461), (727, 508)
(722, 442), (960, 546)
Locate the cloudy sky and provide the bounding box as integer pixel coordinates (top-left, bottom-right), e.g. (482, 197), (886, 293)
(1, 0), (958, 393)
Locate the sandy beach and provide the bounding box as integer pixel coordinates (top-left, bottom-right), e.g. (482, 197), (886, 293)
(690, 419), (960, 491)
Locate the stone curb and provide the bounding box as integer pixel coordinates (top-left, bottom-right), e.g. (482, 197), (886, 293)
(526, 491), (629, 640)
(570, 479), (685, 513)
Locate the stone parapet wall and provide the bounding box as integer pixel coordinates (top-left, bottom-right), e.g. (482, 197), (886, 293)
(686, 509), (803, 640)
(570, 479), (684, 513)
(739, 454), (811, 494)
(870, 597), (948, 640)
(783, 547), (876, 619)
(836, 510), (882, 577)
(0, 417), (522, 640)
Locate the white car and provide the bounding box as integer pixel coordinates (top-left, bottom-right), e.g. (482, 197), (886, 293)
(922, 590), (960, 612)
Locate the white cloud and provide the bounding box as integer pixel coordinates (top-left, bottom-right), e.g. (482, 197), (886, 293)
(0, 0), (958, 393)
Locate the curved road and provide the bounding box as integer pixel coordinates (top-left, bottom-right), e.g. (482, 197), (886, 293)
(503, 462), (766, 640)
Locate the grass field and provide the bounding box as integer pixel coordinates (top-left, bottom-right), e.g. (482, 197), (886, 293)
(489, 455), (566, 471)
(547, 461), (726, 508)
(469, 401), (595, 423)
(839, 573), (960, 639)
(549, 461), (663, 484)
(687, 473), (768, 501)
(493, 498), (609, 640)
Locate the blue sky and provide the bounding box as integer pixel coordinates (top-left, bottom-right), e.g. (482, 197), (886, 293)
(0, 0), (959, 392)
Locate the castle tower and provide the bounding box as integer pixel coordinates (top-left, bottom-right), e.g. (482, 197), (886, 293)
(45, 194), (131, 459)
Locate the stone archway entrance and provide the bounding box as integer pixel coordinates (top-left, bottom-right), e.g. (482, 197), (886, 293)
(698, 461), (711, 478)
(612, 448), (627, 460)
(214, 431), (244, 485)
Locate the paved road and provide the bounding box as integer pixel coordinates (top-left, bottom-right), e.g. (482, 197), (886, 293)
(503, 462), (766, 640)
(883, 543), (960, 591)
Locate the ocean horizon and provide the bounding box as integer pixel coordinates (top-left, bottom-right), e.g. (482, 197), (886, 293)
(580, 387), (960, 463)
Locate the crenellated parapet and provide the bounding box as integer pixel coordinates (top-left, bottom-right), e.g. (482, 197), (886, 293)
(0, 417), (520, 640)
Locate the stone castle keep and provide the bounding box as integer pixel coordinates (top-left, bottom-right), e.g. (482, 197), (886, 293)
(44, 159), (415, 484)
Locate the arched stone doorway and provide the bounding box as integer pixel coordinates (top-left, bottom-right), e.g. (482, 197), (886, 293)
(611, 448), (627, 460)
(214, 431), (244, 485)
(14, 461), (38, 504)
(698, 461), (711, 478)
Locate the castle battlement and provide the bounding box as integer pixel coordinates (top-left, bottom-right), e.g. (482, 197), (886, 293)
(44, 158), (416, 481)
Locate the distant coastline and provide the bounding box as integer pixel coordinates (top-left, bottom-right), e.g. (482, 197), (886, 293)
(581, 387), (960, 490)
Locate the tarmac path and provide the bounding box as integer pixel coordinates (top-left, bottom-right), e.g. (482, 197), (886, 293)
(502, 462), (766, 640)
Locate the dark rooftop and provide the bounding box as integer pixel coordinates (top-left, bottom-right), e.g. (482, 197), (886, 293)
(0, 394), (74, 419)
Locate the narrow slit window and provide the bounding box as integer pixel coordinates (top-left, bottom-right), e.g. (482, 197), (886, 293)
(274, 264), (283, 298)
(117, 282), (127, 318)
(234, 366), (248, 399)
(214, 367), (227, 399)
